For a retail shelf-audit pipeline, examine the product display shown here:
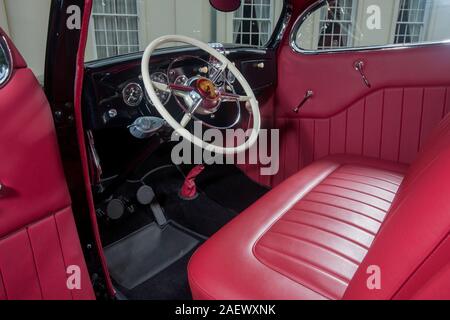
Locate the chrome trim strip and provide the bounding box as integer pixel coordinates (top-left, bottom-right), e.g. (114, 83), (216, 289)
(0, 35), (13, 88)
(289, 0), (450, 55)
(268, 1), (293, 49)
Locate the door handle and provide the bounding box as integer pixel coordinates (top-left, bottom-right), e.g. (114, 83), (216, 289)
(354, 60), (371, 88)
(293, 90), (314, 113)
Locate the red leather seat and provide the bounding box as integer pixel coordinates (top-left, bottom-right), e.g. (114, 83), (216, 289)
(188, 115), (450, 300)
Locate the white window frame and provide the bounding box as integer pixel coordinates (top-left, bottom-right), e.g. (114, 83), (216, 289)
(316, 0), (358, 50)
(392, 0), (432, 44)
(231, 0), (276, 47)
(89, 0), (143, 60)
(291, 0), (450, 54)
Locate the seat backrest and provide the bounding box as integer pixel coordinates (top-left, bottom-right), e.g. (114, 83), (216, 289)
(344, 114), (450, 300)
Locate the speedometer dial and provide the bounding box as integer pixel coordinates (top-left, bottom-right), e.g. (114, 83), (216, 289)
(148, 72), (171, 106)
(123, 82), (143, 107)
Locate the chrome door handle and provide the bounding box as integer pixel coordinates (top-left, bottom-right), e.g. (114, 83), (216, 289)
(354, 60), (371, 88)
(293, 90), (314, 113)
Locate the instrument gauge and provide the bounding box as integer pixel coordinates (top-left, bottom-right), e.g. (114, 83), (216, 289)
(123, 82), (144, 107)
(226, 70), (236, 84)
(148, 72), (171, 106)
(174, 75), (188, 86)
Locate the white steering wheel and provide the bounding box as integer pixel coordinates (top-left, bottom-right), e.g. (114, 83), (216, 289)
(141, 35), (261, 155)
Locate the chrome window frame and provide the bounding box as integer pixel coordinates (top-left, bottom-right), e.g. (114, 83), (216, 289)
(0, 35), (13, 88)
(290, 0), (450, 55)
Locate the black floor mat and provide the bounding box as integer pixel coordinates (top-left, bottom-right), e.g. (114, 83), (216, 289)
(144, 167), (235, 236)
(114, 248), (197, 300)
(104, 223), (200, 290)
(99, 146), (270, 299)
(195, 164), (269, 213)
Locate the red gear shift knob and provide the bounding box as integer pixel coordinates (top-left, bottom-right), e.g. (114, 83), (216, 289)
(179, 164), (205, 200)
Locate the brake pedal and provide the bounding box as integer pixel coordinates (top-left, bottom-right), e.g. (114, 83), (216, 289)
(150, 202), (167, 227)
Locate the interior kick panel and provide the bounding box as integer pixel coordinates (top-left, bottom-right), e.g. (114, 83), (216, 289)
(276, 44), (450, 119)
(271, 86), (450, 186)
(0, 30), (94, 299)
(83, 46), (277, 130)
(240, 43), (450, 187)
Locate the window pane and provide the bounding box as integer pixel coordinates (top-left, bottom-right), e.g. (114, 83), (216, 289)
(295, 0), (450, 52)
(86, 0), (284, 61)
(0, 41), (11, 86)
(232, 0), (275, 47)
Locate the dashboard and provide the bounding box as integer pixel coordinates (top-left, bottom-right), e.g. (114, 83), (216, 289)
(83, 45), (277, 132)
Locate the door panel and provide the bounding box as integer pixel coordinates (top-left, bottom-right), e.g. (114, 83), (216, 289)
(0, 31), (94, 300)
(268, 43), (450, 186)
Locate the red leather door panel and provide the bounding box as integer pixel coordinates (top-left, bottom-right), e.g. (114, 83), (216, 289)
(266, 42), (450, 186)
(0, 30), (94, 300)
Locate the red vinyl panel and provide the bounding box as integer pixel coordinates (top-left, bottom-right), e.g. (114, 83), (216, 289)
(0, 29), (94, 300)
(188, 155), (409, 300)
(270, 85), (450, 186)
(0, 209), (93, 300)
(242, 41), (450, 187)
(344, 115), (450, 299)
(188, 114), (450, 300)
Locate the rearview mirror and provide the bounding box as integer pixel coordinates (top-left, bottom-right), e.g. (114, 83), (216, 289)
(209, 0), (241, 12)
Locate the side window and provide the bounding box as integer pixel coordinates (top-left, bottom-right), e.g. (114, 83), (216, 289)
(292, 0), (450, 53)
(0, 36), (12, 88)
(91, 0), (141, 59)
(233, 0), (276, 47)
(85, 0), (285, 62)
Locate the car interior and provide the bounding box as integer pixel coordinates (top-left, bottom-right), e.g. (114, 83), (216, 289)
(0, 0), (449, 300)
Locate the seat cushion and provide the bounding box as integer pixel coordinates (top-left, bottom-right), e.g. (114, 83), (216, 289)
(188, 155), (408, 300)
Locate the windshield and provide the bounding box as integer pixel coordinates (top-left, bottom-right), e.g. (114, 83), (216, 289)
(85, 0), (284, 62)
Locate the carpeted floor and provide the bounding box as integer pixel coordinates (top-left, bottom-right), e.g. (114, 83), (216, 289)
(98, 156), (269, 300)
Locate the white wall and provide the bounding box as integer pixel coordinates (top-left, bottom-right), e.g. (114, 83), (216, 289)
(1, 0), (51, 79)
(0, 0), (10, 35)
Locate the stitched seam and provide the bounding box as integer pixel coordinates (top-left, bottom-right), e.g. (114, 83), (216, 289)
(267, 230), (361, 265)
(26, 228), (44, 299)
(286, 207), (378, 236)
(320, 182), (394, 202)
(53, 214), (74, 300)
(258, 243), (352, 284)
(327, 176), (397, 194)
(336, 171), (401, 186)
(299, 199), (384, 223)
(339, 165), (405, 180)
(0, 205), (72, 242)
(279, 219), (371, 249)
(308, 190), (390, 213)
(252, 164), (341, 292)
(0, 269), (8, 300)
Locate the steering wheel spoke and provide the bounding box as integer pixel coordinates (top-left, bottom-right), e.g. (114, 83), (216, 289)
(142, 35), (261, 155)
(219, 91), (252, 103)
(151, 80), (171, 92)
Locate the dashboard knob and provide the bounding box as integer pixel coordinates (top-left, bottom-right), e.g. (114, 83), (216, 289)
(108, 109), (118, 118)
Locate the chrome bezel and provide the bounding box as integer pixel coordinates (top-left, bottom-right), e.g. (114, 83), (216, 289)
(147, 72), (171, 106)
(122, 82), (144, 107)
(290, 0), (450, 55)
(0, 35), (13, 89)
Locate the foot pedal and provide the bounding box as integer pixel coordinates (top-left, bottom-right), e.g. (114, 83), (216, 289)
(151, 202), (167, 227)
(136, 185), (167, 226)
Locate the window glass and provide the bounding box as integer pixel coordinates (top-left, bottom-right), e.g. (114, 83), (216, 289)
(293, 0), (450, 52)
(0, 38), (11, 87)
(85, 0), (284, 61)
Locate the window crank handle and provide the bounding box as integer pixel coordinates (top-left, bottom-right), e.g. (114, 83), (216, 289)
(354, 60), (371, 88)
(293, 90), (314, 113)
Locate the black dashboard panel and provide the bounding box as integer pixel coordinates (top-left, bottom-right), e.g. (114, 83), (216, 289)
(83, 45), (277, 130)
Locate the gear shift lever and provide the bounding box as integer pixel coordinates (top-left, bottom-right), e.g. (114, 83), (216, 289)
(179, 165), (205, 200)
